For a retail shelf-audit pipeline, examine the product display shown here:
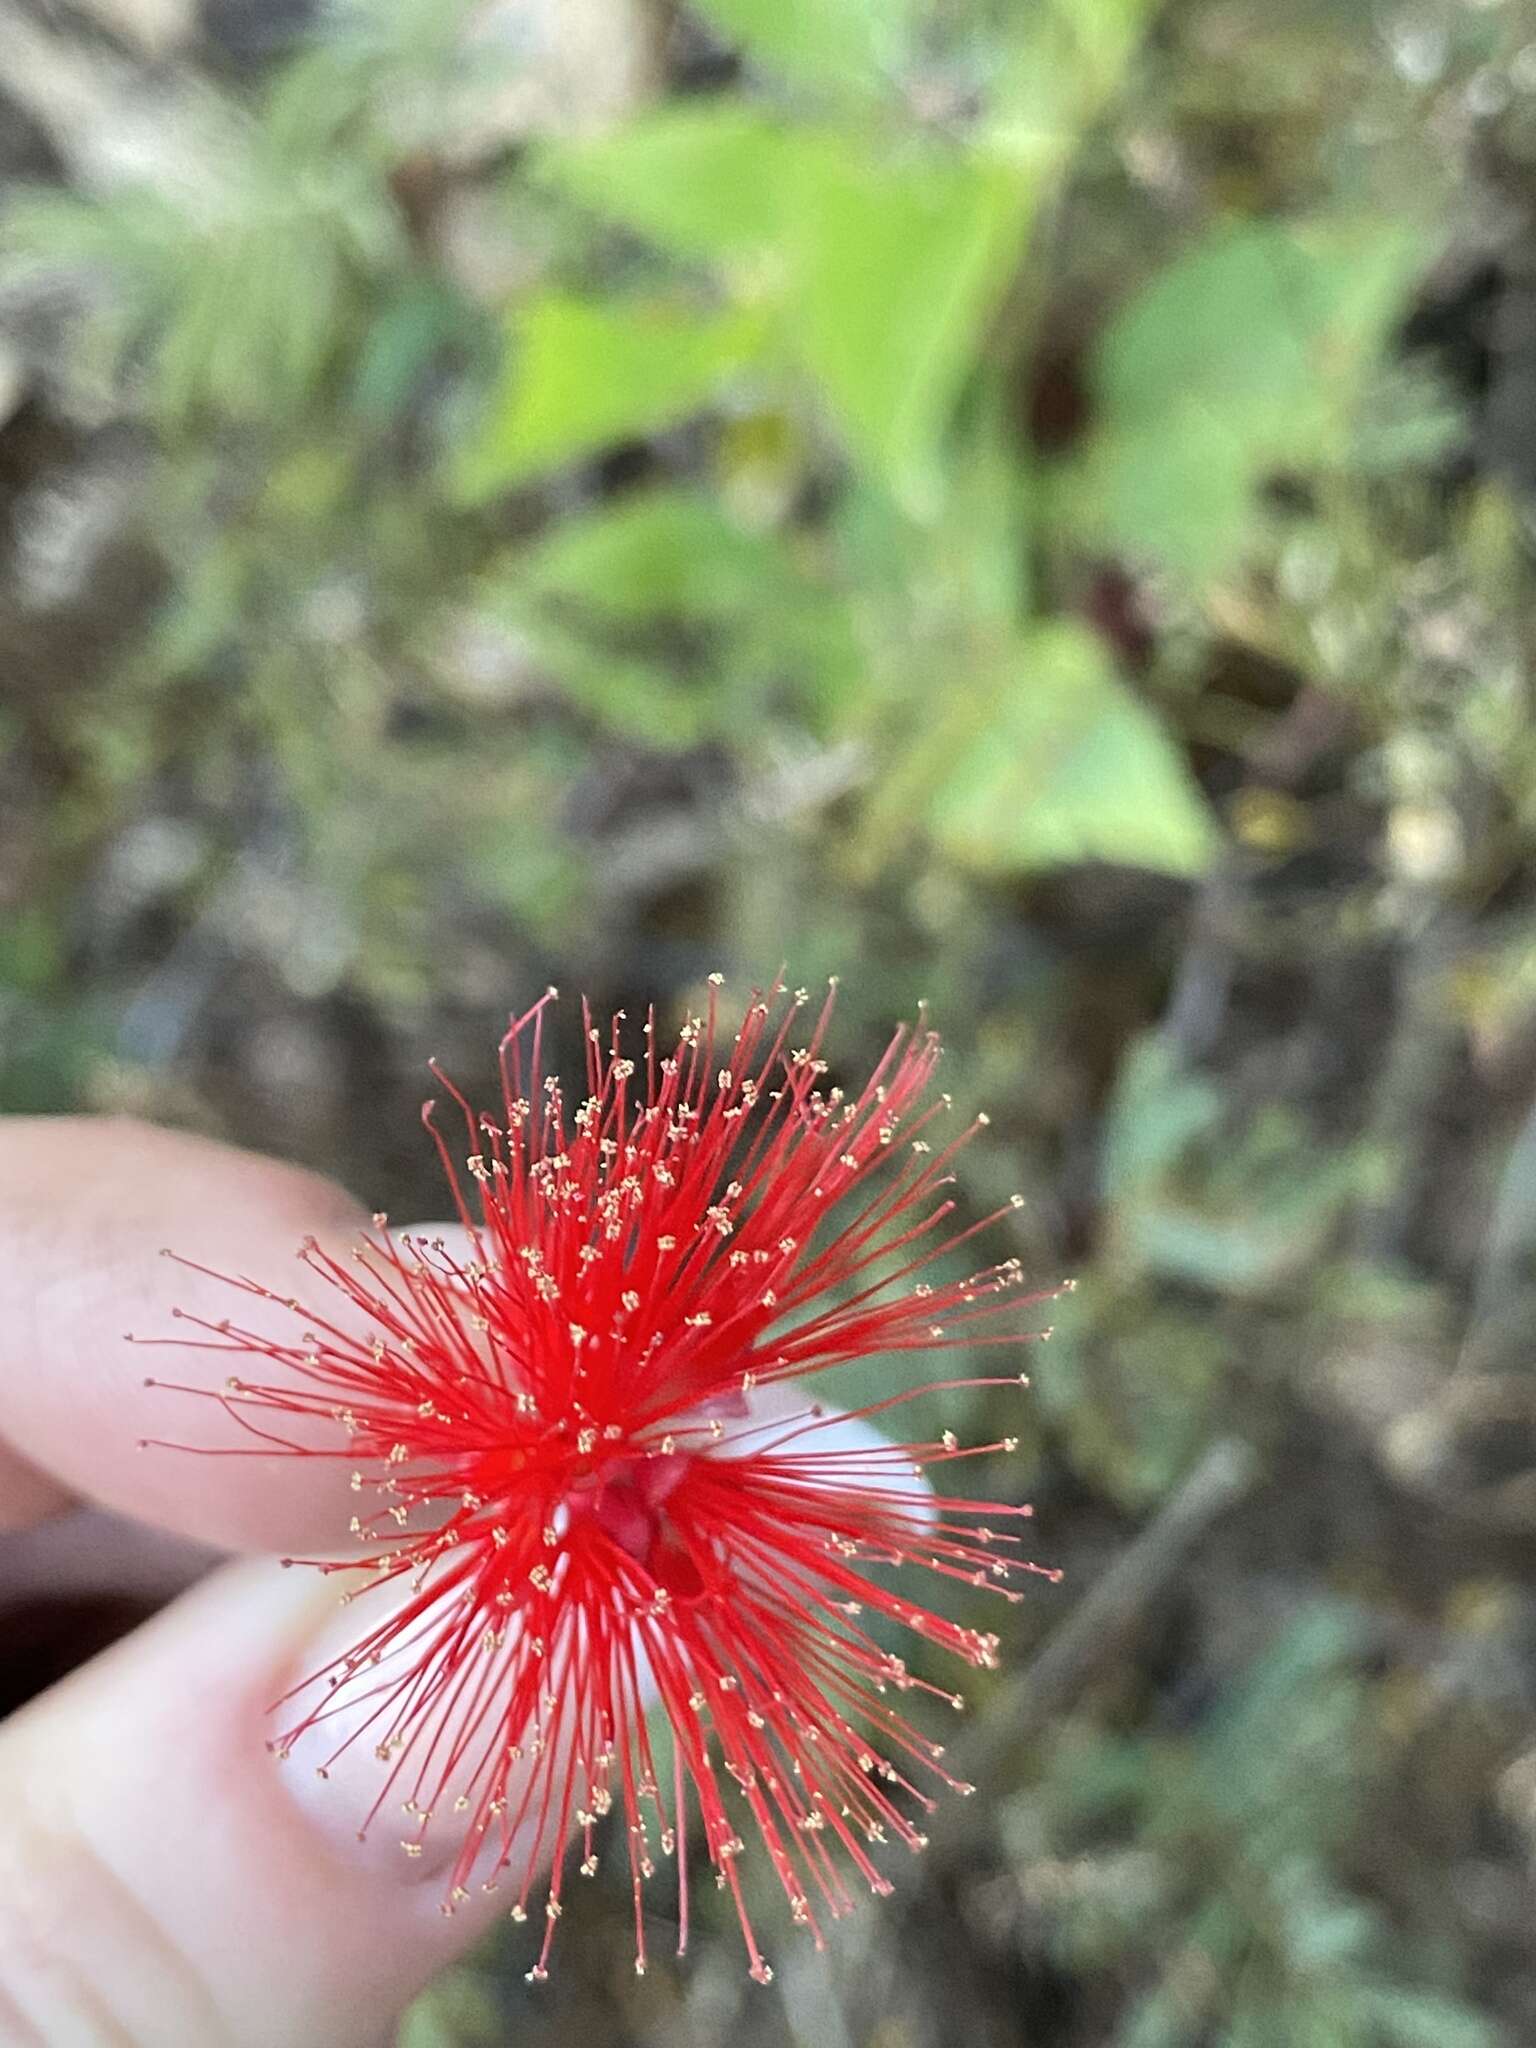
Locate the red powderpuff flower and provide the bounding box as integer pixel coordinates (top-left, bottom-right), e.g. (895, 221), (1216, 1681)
(143, 978), (1062, 1983)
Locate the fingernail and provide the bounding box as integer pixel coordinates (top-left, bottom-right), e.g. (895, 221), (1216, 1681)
(274, 1566), (479, 1888)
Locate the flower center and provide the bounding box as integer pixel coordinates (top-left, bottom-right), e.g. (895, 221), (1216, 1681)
(575, 1451), (707, 1599)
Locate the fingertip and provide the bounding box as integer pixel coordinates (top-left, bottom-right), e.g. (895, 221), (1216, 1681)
(0, 1558), (513, 2047)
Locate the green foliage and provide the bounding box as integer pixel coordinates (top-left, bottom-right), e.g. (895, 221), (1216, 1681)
(0, 0), (1457, 831)
(0, 953), (112, 1115)
(6, 0), (1439, 944)
(1014, 1607), (1498, 2048)
(1101, 1035), (1359, 1294)
(495, 487), (862, 741)
(923, 623), (1217, 877)
(1068, 219), (1430, 580)
(540, 104), (802, 262)
(1042, 1031), (1366, 1502)
(1, 165), (399, 427)
(394, 1965), (505, 2048)
(545, 120), (1034, 511)
(778, 136), (1031, 511)
(689, 0), (911, 100)
(457, 294), (766, 498)
(1043, 1291), (1229, 1506)
(992, 0), (1164, 143)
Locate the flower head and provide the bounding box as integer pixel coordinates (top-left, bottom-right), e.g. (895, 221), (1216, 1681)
(147, 979), (1060, 1981)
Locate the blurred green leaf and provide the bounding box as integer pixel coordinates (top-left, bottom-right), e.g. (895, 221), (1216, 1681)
(1072, 218), (1427, 579)
(351, 281), (474, 422)
(1200, 1604), (1359, 1799)
(467, 817), (587, 937)
(1044, 1293), (1227, 1505)
(396, 1964), (504, 2048)
(0, 993), (112, 1114)
(510, 617), (720, 747)
(455, 294), (765, 499)
(689, 0), (911, 99)
(785, 137), (1033, 511)
(931, 377), (1037, 626)
(1099, 220), (1424, 443)
(0, 909), (64, 995)
(1102, 1036), (1357, 1294)
(0, 56), (404, 429)
(547, 124), (1034, 512)
(519, 488), (794, 617)
(541, 105), (801, 264)
(1126, 1198), (1338, 1294)
(925, 622), (1217, 877)
(1346, 1983), (1499, 2048)
(991, 0), (1162, 153)
(1102, 1036), (1221, 1192)
(502, 487), (862, 738)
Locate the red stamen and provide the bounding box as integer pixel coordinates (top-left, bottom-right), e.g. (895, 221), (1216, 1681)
(142, 976), (1063, 1980)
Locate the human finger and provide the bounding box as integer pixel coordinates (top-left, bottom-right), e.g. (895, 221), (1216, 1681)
(0, 1117), (370, 1552)
(0, 1559), (515, 2048)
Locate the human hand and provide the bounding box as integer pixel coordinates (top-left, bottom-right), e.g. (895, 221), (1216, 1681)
(0, 1117), (523, 2048)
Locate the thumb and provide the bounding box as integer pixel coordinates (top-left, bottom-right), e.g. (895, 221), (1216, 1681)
(0, 1559), (510, 2048)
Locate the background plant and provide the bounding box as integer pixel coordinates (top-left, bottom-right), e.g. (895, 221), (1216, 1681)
(3, 0), (1536, 2041)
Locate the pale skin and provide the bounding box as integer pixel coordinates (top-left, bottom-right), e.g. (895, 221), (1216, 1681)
(0, 1117), (914, 2046)
(0, 1118), (534, 2048)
